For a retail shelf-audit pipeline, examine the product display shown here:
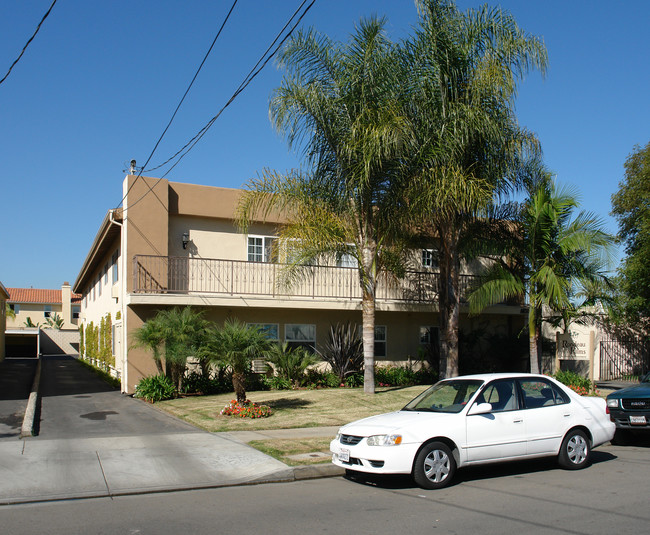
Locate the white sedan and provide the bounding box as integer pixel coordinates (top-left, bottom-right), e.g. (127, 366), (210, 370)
(330, 373), (615, 489)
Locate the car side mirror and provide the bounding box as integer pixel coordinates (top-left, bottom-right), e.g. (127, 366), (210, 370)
(468, 402), (493, 416)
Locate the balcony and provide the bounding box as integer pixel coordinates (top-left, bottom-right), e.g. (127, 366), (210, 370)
(132, 255), (480, 304)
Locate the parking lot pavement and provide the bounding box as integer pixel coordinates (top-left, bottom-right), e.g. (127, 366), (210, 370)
(0, 358), (37, 440)
(0, 356), (293, 504)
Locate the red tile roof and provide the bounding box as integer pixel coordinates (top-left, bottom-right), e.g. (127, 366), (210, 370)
(7, 288), (82, 304)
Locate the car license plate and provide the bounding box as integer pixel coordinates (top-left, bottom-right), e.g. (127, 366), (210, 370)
(630, 415), (647, 425)
(339, 448), (350, 462)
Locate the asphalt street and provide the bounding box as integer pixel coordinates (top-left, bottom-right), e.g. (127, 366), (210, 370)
(1, 440), (648, 535)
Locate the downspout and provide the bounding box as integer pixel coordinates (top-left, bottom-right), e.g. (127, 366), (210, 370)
(108, 209), (127, 392)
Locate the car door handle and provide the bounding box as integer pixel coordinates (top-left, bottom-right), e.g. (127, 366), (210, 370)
(513, 419), (523, 423)
(564, 413), (571, 418)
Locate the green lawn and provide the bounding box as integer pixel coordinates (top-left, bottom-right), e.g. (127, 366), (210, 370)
(156, 385), (427, 432)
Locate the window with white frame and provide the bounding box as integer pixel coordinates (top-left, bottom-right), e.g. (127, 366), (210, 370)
(112, 250), (120, 283)
(72, 306), (80, 319)
(98, 273), (102, 296)
(44, 305), (52, 318)
(422, 248), (439, 269)
(10, 303), (19, 314)
(248, 236), (278, 263)
(420, 325), (439, 346)
(336, 252), (356, 268)
(374, 325), (387, 357)
(285, 323), (316, 352)
(104, 264), (109, 285)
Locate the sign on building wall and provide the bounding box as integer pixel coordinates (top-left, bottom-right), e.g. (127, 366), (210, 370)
(557, 332), (590, 360)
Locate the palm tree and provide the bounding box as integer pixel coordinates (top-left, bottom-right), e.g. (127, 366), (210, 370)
(265, 342), (319, 387)
(132, 307), (208, 389)
(131, 315), (165, 374)
(399, 0), (548, 378)
(206, 319), (274, 403)
(238, 18), (411, 394)
(469, 174), (615, 373)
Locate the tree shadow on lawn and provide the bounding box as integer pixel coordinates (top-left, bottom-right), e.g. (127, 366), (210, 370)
(266, 397), (314, 410)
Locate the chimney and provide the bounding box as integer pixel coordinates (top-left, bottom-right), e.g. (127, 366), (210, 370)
(61, 282), (72, 328)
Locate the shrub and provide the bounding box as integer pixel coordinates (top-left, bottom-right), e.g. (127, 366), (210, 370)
(263, 375), (292, 390)
(318, 322), (363, 382)
(345, 371), (364, 387)
(554, 369), (592, 394)
(134, 374), (177, 402)
(265, 343), (320, 387)
(181, 371), (232, 395)
(375, 364), (438, 387)
(220, 399), (272, 418)
(304, 369), (340, 388)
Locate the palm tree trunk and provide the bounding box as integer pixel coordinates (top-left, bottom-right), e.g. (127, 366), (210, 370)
(438, 226), (461, 379)
(528, 308), (541, 374)
(232, 372), (247, 404)
(362, 291), (376, 394)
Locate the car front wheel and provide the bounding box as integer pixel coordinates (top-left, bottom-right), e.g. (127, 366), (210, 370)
(558, 429), (590, 469)
(413, 441), (456, 489)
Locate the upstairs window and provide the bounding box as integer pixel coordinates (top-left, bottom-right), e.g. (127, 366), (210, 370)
(422, 249), (439, 269)
(248, 236), (277, 263)
(44, 305), (52, 318)
(10, 303), (19, 314)
(112, 250), (120, 283)
(72, 306), (80, 319)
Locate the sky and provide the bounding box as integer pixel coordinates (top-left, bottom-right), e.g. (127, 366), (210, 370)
(1, 0), (648, 290)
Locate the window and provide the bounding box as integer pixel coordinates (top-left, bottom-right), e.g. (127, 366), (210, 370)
(374, 325), (387, 357)
(420, 326), (439, 345)
(112, 250), (120, 283)
(336, 252), (356, 268)
(247, 323), (279, 341)
(519, 379), (569, 408)
(10, 303), (19, 314)
(44, 305), (52, 318)
(98, 273), (102, 296)
(72, 306), (80, 319)
(422, 249), (439, 269)
(248, 236), (277, 263)
(477, 380), (518, 412)
(104, 264), (109, 285)
(285, 324), (316, 352)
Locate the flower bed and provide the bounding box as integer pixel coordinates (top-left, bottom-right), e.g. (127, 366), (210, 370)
(220, 399), (272, 418)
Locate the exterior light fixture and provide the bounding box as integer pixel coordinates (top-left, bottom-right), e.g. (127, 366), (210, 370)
(182, 232), (190, 249)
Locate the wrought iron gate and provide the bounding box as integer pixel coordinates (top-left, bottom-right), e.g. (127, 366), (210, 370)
(600, 338), (650, 381)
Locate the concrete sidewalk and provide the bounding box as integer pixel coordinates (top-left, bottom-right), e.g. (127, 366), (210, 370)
(0, 356), (342, 505)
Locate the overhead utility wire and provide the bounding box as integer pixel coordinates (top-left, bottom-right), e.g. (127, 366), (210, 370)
(0, 0), (58, 87)
(117, 0), (239, 210)
(144, 0), (316, 178)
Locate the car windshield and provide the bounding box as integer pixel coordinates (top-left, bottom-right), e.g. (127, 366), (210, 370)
(403, 380), (483, 413)
(642, 373), (650, 384)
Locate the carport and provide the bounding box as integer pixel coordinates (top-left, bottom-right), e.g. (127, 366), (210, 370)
(4, 328), (40, 358)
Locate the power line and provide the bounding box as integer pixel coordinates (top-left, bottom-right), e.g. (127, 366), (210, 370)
(117, 0), (239, 210)
(124, 0), (316, 214)
(145, 0), (316, 177)
(0, 0), (58, 87)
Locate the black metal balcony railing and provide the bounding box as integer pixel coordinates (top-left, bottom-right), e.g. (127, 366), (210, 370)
(133, 255), (479, 303)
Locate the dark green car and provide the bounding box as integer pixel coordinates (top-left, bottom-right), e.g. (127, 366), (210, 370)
(606, 373), (650, 434)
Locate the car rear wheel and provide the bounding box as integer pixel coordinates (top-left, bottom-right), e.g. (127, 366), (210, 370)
(558, 429), (590, 469)
(413, 441), (456, 489)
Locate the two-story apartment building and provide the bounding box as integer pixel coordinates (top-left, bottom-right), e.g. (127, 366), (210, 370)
(74, 174), (527, 394)
(5, 283), (81, 329)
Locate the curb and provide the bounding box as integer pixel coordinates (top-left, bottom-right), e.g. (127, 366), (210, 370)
(20, 358), (41, 438)
(292, 463), (345, 481)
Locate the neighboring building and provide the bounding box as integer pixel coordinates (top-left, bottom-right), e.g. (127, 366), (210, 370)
(74, 174), (527, 394)
(0, 281), (9, 363)
(5, 283), (81, 329)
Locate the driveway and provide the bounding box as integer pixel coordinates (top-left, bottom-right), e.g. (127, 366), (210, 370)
(0, 356), (292, 504)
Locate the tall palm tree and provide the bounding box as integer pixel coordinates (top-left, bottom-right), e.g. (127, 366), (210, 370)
(400, 0), (548, 378)
(469, 175), (615, 373)
(206, 319), (274, 403)
(238, 18), (411, 394)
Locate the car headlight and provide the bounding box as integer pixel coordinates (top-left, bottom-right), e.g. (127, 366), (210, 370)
(366, 434), (402, 446)
(607, 398), (620, 409)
